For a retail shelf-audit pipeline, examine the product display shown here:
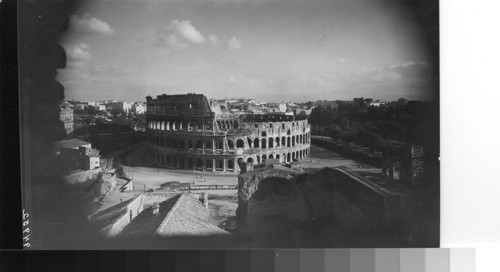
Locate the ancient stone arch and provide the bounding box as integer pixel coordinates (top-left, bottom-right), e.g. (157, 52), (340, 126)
(254, 138), (260, 148)
(236, 139), (244, 148)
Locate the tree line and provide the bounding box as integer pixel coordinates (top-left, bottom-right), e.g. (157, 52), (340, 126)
(308, 98), (439, 160)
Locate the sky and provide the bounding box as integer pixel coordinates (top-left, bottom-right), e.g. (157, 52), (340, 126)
(56, 0), (438, 103)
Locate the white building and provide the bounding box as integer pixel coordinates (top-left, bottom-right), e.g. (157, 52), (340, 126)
(59, 105), (74, 134)
(278, 103), (287, 113)
(132, 103), (146, 114)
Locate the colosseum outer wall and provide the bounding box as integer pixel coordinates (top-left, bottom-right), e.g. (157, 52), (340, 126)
(145, 94), (312, 173)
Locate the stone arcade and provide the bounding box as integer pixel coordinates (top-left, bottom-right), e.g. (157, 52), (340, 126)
(145, 93), (311, 173)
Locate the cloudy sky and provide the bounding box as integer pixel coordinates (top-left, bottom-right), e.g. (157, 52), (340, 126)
(57, 0), (437, 102)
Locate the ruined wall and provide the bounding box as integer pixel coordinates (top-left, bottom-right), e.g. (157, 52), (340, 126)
(247, 199), (307, 232)
(237, 166), (303, 232)
(302, 169), (392, 232)
(237, 167), (400, 234)
(105, 195), (145, 237)
(63, 168), (102, 184)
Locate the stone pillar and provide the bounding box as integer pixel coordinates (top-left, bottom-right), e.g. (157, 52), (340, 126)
(212, 158), (216, 172)
(223, 159), (227, 172)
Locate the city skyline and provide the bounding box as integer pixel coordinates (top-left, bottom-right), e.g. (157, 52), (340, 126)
(57, 0), (438, 103)
(64, 94), (416, 104)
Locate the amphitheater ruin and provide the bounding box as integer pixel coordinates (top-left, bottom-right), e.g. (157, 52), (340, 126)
(145, 93), (311, 173)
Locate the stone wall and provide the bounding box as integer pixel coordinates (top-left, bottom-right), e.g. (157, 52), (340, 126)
(102, 195), (145, 237)
(236, 165), (303, 232)
(237, 166), (400, 234)
(247, 199), (307, 232)
(63, 168), (102, 184)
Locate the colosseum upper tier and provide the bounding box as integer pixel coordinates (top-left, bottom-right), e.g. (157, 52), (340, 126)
(145, 93), (311, 173)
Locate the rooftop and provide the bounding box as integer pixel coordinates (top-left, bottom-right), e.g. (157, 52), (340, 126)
(53, 138), (91, 152)
(120, 194), (229, 237)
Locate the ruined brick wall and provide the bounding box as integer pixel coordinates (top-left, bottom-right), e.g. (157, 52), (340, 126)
(237, 167), (302, 232)
(237, 167), (400, 234)
(303, 169), (388, 232)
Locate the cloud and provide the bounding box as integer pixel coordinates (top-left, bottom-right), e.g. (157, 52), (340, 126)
(358, 61), (430, 83)
(70, 13), (114, 35)
(60, 41), (92, 70)
(373, 71), (402, 82)
(228, 36), (242, 49)
(65, 42), (91, 62)
(90, 64), (123, 76)
(329, 60), (433, 88)
(157, 20), (207, 49)
(389, 60), (428, 69)
(208, 34), (218, 45)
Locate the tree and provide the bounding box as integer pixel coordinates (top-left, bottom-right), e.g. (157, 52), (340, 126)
(397, 98), (408, 106)
(327, 124), (342, 141)
(110, 108), (125, 117)
(339, 117), (350, 128)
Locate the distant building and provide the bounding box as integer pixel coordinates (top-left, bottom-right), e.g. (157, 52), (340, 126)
(243, 98), (256, 104)
(60, 105), (74, 134)
(251, 108), (266, 115)
(105, 101), (133, 113)
(91, 104), (106, 111)
(210, 102), (223, 116)
(294, 107), (312, 116)
(278, 103), (287, 113)
(371, 102), (386, 107)
(60, 146), (101, 170)
(382, 141), (424, 186)
(53, 138), (92, 155)
(132, 103), (146, 114)
(53, 139), (101, 170)
(72, 103), (86, 110)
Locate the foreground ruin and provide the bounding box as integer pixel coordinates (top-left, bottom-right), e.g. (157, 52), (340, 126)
(236, 163), (403, 247)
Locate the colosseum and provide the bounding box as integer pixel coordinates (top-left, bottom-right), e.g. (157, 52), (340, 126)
(145, 93), (311, 173)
